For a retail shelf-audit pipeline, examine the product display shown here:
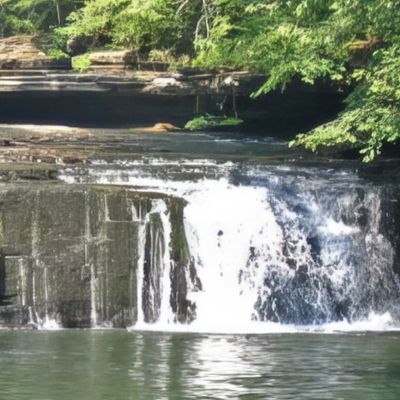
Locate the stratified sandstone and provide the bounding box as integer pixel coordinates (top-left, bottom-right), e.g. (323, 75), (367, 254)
(0, 36), (71, 70)
(88, 50), (134, 66)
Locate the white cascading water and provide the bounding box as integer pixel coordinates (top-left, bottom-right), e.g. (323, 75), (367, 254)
(182, 181), (285, 333)
(31, 191), (61, 330)
(135, 199), (174, 329)
(84, 189), (98, 328)
(59, 160), (400, 333)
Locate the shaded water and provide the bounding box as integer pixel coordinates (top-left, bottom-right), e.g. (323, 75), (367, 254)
(1, 330), (400, 399)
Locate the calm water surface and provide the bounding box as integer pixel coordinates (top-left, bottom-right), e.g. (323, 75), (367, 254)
(0, 330), (400, 399)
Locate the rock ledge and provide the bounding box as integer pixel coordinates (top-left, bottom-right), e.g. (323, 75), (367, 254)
(0, 36), (71, 70)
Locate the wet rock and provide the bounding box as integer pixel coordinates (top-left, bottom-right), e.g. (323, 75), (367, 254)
(169, 198), (198, 324)
(62, 157), (82, 164)
(0, 186), (199, 329)
(0, 164), (57, 182)
(0, 186), (142, 328)
(378, 186), (400, 276)
(0, 306), (30, 327)
(306, 236), (321, 262)
(0, 140), (14, 147)
(142, 213), (165, 323)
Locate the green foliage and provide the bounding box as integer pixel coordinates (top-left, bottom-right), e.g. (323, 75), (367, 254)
(148, 49), (191, 70)
(291, 44), (400, 161)
(195, 1), (356, 91)
(60, 0), (200, 54)
(194, 0), (400, 160)
(47, 48), (68, 59)
(72, 53), (91, 71)
(1, 0), (400, 160)
(0, 0), (82, 37)
(0, 0), (35, 36)
(34, 31), (69, 57)
(185, 115), (243, 131)
(60, 0), (130, 44)
(111, 0), (180, 50)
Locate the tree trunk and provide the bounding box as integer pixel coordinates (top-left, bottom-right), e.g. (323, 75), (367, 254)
(54, 0), (61, 25)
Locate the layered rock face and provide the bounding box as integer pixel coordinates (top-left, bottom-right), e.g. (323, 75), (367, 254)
(0, 184), (194, 328)
(0, 36), (70, 69)
(88, 50), (134, 66)
(0, 36), (344, 131)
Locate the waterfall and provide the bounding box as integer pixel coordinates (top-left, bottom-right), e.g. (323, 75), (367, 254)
(31, 191), (61, 330)
(50, 162), (400, 331)
(73, 161), (399, 333)
(136, 199), (173, 328)
(178, 179), (400, 332)
(182, 182), (279, 332)
(85, 189), (98, 328)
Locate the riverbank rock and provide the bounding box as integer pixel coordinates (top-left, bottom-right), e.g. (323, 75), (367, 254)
(66, 36), (92, 56)
(0, 36), (71, 70)
(140, 123), (181, 133)
(88, 50), (134, 66)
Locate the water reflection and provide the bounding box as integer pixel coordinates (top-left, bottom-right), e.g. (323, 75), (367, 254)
(0, 331), (400, 399)
(186, 336), (267, 399)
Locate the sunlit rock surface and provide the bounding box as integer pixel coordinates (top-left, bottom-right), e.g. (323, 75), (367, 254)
(0, 36), (70, 70)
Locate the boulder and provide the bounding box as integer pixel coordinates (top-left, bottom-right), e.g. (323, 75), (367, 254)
(66, 35), (92, 56)
(141, 123), (181, 133)
(88, 50), (134, 66)
(0, 36), (71, 70)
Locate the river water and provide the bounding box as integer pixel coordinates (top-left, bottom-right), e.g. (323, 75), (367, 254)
(1, 128), (400, 398)
(1, 330), (400, 399)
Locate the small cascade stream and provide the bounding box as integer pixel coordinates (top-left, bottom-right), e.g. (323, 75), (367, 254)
(135, 200), (173, 328)
(84, 190), (98, 328)
(30, 191), (61, 330)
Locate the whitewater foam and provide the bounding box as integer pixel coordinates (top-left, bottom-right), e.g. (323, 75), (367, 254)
(40, 318), (62, 331)
(129, 312), (400, 335)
